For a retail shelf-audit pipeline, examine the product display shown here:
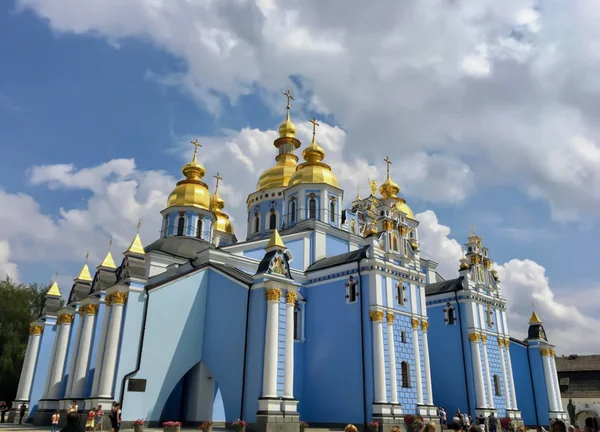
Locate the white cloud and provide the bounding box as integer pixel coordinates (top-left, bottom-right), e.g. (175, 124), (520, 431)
(417, 210), (598, 354)
(0, 240), (19, 281)
(18, 0), (600, 220)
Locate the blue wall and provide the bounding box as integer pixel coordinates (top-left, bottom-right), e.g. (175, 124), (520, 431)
(385, 314), (419, 411)
(486, 336), (507, 416)
(302, 272), (367, 424)
(242, 288), (266, 422)
(510, 342), (539, 426)
(243, 248), (264, 261)
(285, 239), (305, 271)
(426, 301), (470, 416)
(325, 235), (348, 258)
(28, 318), (59, 418)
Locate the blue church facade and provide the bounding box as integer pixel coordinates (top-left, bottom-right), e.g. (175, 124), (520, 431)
(11, 93), (567, 430)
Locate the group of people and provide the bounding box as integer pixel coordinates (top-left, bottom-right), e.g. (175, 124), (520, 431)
(0, 401), (27, 424)
(51, 401), (122, 432)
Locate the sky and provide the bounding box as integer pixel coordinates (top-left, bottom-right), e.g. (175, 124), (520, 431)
(0, 0), (599, 354)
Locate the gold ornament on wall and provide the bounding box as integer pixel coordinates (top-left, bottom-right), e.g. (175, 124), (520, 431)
(481, 334), (487, 344)
(286, 292), (297, 304)
(105, 294), (112, 307)
(468, 333), (480, 342)
(386, 313), (394, 324)
(79, 308), (85, 317)
(540, 348), (551, 356)
(497, 338), (505, 347)
(370, 311), (384, 322)
(421, 321), (429, 332)
(265, 288), (282, 302)
(29, 325), (43, 335)
(368, 179), (377, 196)
(83, 304), (99, 315)
(60, 314), (75, 325)
(550, 349), (556, 357)
(411, 318), (419, 329)
(400, 226), (408, 236)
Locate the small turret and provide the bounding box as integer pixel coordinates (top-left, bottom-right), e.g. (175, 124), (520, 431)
(41, 273), (62, 317)
(526, 302), (548, 341)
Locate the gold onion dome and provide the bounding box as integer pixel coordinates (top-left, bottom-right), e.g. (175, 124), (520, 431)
(256, 89), (301, 191)
(210, 173), (234, 234)
(379, 156), (414, 219)
(288, 117), (339, 187)
(167, 139), (211, 210)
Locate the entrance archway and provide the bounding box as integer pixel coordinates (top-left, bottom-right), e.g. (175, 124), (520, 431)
(160, 362), (226, 425)
(575, 411), (600, 429)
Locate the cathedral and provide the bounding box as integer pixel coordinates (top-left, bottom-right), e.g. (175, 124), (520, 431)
(11, 91), (568, 430)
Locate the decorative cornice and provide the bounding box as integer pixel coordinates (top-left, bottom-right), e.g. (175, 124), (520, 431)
(421, 321), (429, 332)
(29, 325), (43, 335)
(370, 311), (384, 322)
(497, 338), (504, 347)
(468, 333), (480, 342)
(286, 291), (297, 304)
(265, 288), (282, 302)
(411, 318), (419, 329)
(60, 314), (75, 325)
(481, 334), (487, 344)
(83, 304), (99, 315)
(104, 294), (112, 307)
(111, 292), (128, 305)
(540, 348), (551, 357)
(386, 313), (394, 324)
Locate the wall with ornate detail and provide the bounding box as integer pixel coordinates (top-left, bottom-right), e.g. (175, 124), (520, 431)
(247, 199), (285, 240)
(28, 319), (59, 417)
(486, 336), (508, 416)
(300, 273), (370, 423)
(426, 301), (470, 417)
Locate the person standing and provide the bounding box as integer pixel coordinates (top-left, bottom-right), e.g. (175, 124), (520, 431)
(95, 405), (104, 432)
(19, 404), (26, 424)
(85, 408), (96, 432)
(440, 407), (447, 430)
(0, 401), (6, 423)
(51, 410), (60, 432)
(488, 413), (497, 432)
(110, 403), (121, 432)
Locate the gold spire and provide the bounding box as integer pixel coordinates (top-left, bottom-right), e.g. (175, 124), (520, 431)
(379, 156), (401, 199)
(256, 89), (301, 191)
(75, 251), (93, 282)
(529, 300), (543, 324)
(210, 173), (234, 234)
(288, 117), (339, 187)
(47, 271), (62, 297)
(265, 228), (285, 250)
(167, 139), (211, 209)
(355, 183), (361, 201)
(125, 220), (145, 255)
(98, 238), (117, 269)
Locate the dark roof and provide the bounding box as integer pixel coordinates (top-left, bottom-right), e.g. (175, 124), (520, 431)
(210, 263), (254, 285)
(425, 276), (464, 296)
(256, 250), (276, 274)
(306, 245), (370, 273)
(146, 236), (215, 259)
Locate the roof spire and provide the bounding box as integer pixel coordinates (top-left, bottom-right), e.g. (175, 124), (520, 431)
(356, 182), (361, 201)
(190, 139), (202, 163)
(125, 220), (145, 256)
(47, 271), (62, 297)
(278, 89), (297, 139)
(379, 156), (400, 199)
(98, 237), (117, 269)
(265, 229), (285, 251)
(75, 251), (93, 282)
(529, 299), (543, 324)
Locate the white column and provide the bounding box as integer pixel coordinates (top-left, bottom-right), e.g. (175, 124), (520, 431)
(386, 314), (398, 404)
(469, 333), (487, 408)
(97, 293), (127, 398)
(15, 326), (44, 401)
(71, 305), (98, 398)
(284, 291), (296, 399)
(551, 353), (564, 411)
(91, 296), (111, 396)
(482, 335), (495, 408)
(542, 349), (558, 412)
(371, 311), (387, 403)
(65, 311), (84, 398)
(48, 314), (74, 399)
(421, 321), (434, 405)
(498, 339), (512, 410)
(411, 318), (423, 405)
(262, 288), (281, 398)
(43, 322), (62, 397)
(505, 340), (518, 410)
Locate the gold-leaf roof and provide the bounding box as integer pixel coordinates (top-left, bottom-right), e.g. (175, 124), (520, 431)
(265, 229), (285, 250)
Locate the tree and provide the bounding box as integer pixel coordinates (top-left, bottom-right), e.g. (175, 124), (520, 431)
(0, 277), (50, 403)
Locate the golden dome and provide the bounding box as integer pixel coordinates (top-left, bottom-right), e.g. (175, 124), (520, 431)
(394, 198), (415, 219)
(278, 111), (297, 139)
(210, 174), (234, 234)
(167, 139), (211, 210)
(288, 118), (339, 188)
(378, 156), (414, 219)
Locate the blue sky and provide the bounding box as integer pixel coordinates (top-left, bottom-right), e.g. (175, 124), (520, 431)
(1, 0), (598, 352)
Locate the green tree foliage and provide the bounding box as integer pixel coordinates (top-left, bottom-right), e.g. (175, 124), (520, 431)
(0, 278), (50, 403)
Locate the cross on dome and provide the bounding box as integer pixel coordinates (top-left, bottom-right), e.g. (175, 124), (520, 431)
(190, 139), (202, 163)
(309, 117), (320, 139)
(214, 172), (223, 191)
(137, 218), (141, 233)
(282, 88), (295, 109)
(384, 155), (392, 176)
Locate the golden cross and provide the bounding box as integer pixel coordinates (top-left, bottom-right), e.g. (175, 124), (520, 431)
(282, 88), (295, 109)
(384, 156), (392, 176)
(214, 172), (223, 191)
(109, 238), (113, 249)
(190, 139), (202, 162)
(309, 117), (320, 138)
(137, 219), (141, 233)
(85, 251), (89, 262)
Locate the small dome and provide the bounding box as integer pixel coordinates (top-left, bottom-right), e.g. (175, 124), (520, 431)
(210, 190), (234, 234)
(278, 116), (297, 139)
(167, 157), (211, 210)
(395, 198), (415, 219)
(288, 122), (339, 187)
(379, 177), (400, 199)
(256, 154), (299, 190)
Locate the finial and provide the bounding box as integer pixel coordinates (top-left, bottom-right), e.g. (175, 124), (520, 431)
(109, 237), (113, 249)
(47, 271), (62, 297)
(137, 219), (141, 233)
(265, 228), (286, 251)
(213, 172), (223, 192)
(85, 251), (89, 263)
(368, 179), (377, 196)
(309, 117), (320, 141)
(384, 156), (392, 179)
(470, 224), (476, 236)
(356, 182), (361, 200)
(54, 270), (59, 282)
(190, 139), (202, 163)
(282, 88), (295, 110)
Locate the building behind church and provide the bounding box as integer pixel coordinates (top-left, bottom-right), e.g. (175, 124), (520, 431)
(9, 92), (568, 430)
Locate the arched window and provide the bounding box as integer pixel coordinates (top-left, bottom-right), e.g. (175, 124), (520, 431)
(330, 201), (335, 222)
(345, 276), (358, 303)
(396, 281), (405, 306)
(196, 218), (203, 239)
(448, 307), (456, 325)
(393, 236), (399, 251)
(493, 374), (501, 396)
(177, 217), (185, 236)
(269, 213), (277, 230)
(401, 362), (410, 388)
(309, 198), (316, 219)
(254, 216), (260, 233)
(290, 201), (296, 222)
